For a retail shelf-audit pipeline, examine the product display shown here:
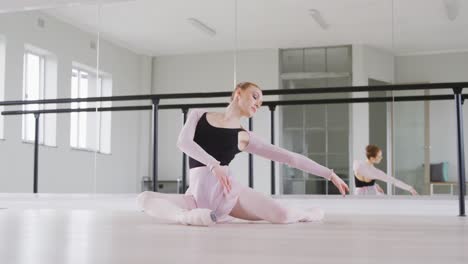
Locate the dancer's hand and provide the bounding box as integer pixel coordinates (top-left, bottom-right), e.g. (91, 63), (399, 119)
(409, 187), (418, 196)
(330, 173), (349, 197)
(376, 184), (385, 194)
(211, 165), (231, 194)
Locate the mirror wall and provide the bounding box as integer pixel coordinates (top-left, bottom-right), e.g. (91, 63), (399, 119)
(0, 2), (101, 193)
(0, 0), (467, 197)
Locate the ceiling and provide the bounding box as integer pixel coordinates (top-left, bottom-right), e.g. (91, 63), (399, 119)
(0, 0), (131, 13)
(3, 0), (468, 56)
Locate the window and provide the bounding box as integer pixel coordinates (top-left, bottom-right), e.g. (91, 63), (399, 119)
(22, 45), (57, 146)
(280, 46), (352, 195)
(22, 52), (45, 143)
(70, 64), (112, 154)
(0, 36), (5, 139)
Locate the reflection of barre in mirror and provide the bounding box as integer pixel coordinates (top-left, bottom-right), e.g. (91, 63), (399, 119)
(137, 82), (349, 226)
(353, 144), (418, 196)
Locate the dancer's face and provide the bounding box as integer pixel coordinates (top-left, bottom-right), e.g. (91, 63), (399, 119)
(235, 86), (263, 118)
(370, 150), (383, 164)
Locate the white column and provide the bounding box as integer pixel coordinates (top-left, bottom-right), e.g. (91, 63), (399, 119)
(350, 45), (369, 193)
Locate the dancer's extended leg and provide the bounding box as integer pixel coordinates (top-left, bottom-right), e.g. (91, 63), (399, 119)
(229, 187), (324, 224)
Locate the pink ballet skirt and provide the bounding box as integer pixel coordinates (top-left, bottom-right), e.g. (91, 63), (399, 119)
(354, 185), (384, 195)
(185, 166), (247, 222)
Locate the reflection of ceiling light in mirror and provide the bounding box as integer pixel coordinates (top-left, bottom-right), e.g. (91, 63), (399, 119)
(309, 9), (329, 30)
(444, 0), (461, 21)
(187, 18), (217, 37)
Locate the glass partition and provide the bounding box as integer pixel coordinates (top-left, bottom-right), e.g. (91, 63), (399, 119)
(96, 0), (237, 193)
(0, 0), (467, 198)
(391, 0), (468, 196)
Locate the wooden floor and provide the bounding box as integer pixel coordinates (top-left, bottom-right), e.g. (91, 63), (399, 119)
(0, 195), (467, 264)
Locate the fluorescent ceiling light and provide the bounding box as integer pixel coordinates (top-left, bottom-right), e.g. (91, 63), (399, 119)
(187, 18), (216, 37)
(309, 9), (329, 30)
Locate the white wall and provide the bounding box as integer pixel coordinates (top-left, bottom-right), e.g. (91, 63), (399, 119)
(351, 45), (396, 158)
(0, 11), (151, 193)
(351, 45), (369, 162)
(396, 51), (468, 182)
(153, 49), (279, 194)
(363, 46), (395, 84)
(351, 45), (395, 190)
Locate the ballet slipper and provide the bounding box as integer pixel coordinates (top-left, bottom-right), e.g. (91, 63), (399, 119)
(176, 208), (217, 226)
(298, 207), (325, 222)
(140, 195), (216, 227)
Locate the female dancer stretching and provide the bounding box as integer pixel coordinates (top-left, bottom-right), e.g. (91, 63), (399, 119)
(137, 82), (349, 226)
(353, 144), (418, 195)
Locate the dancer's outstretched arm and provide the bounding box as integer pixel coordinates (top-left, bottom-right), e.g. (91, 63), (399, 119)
(353, 161), (418, 195)
(242, 131), (349, 195)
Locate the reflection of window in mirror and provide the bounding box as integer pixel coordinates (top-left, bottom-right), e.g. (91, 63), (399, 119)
(280, 46), (351, 195)
(22, 44), (57, 147)
(0, 36), (5, 140)
(70, 63), (112, 154)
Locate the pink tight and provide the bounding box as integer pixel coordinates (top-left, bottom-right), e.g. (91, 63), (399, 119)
(230, 187), (323, 224)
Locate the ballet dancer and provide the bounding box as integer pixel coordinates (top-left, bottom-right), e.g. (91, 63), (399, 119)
(353, 144), (418, 195)
(137, 82), (349, 226)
